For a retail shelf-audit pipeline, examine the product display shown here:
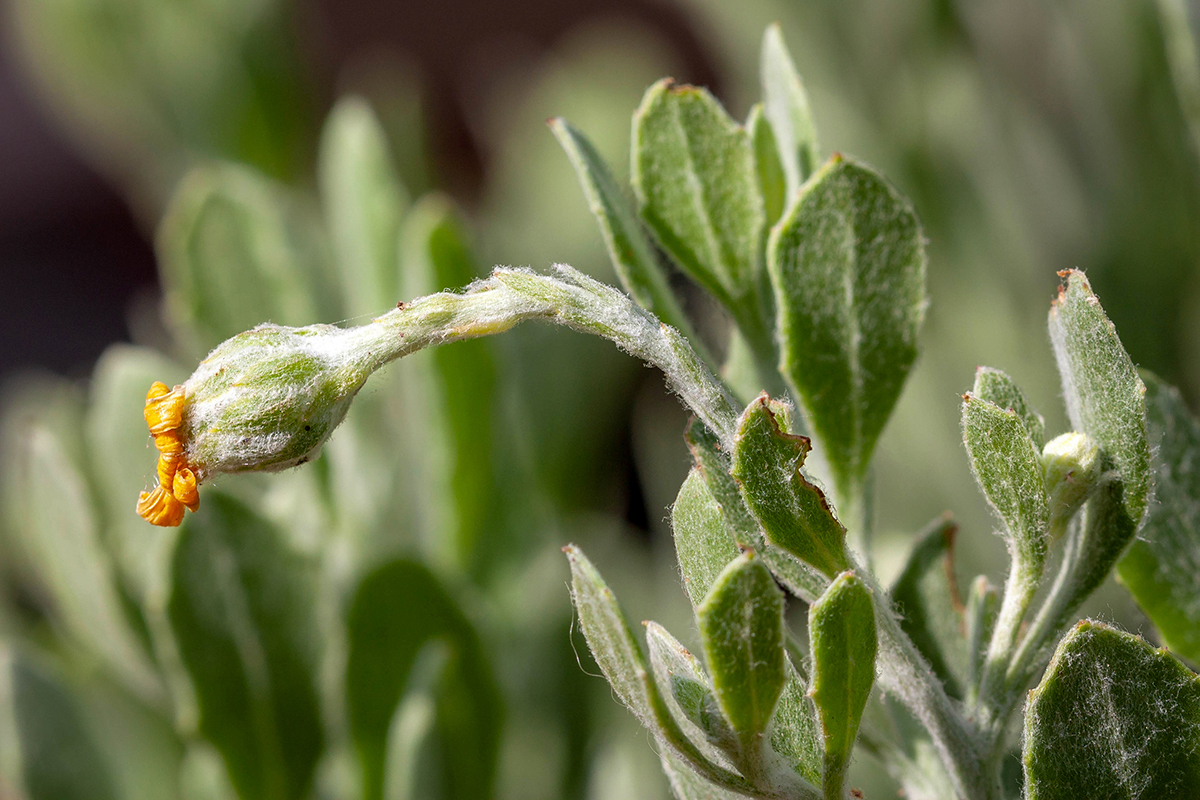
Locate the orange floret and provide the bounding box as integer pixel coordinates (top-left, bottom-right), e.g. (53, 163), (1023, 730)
(136, 382), (201, 527)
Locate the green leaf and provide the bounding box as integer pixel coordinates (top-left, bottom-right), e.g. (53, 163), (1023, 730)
(746, 104), (787, 228)
(766, 660), (823, 788)
(768, 155), (926, 503)
(549, 117), (699, 343)
(398, 194), (499, 573)
(760, 23), (820, 193)
(1048, 270), (1150, 526)
(644, 621), (737, 761)
(697, 552), (785, 768)
(808, 571), (877, 800)
(671, 468), (741, 608)
(659, 750), (746, 800)
(889, 515), (967, 699)
(1117, 373), (1200, 664)
(963, 575), (998, 703)
(167, 493), (323, 800)
(632, 79), (766, 312)
(86, 345), (188, 599)
(971, 367), (1046, 449)
(345, 559), (502, 800)
(11, 653), (117, 800)
(730, 396), (848, 578)
(563, 545), (752, 794)
(9, 423), (158, 699)
(1023, 620), (1200, 799)
(157, 163), (334, 353)
(319, 96), (410, 318)
(685, 420), (828, 602)
(961, 392), (1050, 577)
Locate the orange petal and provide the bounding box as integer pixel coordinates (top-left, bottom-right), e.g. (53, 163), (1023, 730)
(154, 431), (183, 459)
(156, 453), (178, 488)
(136, 484), (185, 527)
(144, 383), (185, 435)
(172, 467), (200, 512)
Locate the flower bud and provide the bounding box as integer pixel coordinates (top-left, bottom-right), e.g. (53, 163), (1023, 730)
(1042, 431), (1102, 535)
(137, 322), (379, 526)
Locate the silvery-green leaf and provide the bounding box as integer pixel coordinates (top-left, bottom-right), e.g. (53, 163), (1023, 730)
(731, 396), (848, 578)
(685, 420), (828, 601)
(318, 96), (410, 318)
(889, 515), (967, 699)
(697, 552), (786, 767)
(746, 104), (786, 228)
(1023, 620), (1200, 799)
(1035, 272), (1150, 628)
(961, 393), (1050, 578)
(86, 345), (188, 599)
(659, 749), (746, 800)
(345, 560), (501, 800)
(157, 163), (334, 353)
(10, 424), (158, 700)
(1117, 373), (1200, 664)
(1048, 270), (1150, 527)
(671, 468), (741, 608)
(632, 79), (766, 315)
(549, 117), (698, 344)
(564, 545), (752, 794)
(768, 156), (926, 503)
(972, 367), (1045, 449)
(645, 621), (737, 761)
(963, 576), (998, 703)
(766, 659), (822, 788)
(808, 571), (877, 800)
(760, 23), (820, 193)
(167, 493), (323, 800)
(398, 194), (498, 573)
(11, 653), (117, 800)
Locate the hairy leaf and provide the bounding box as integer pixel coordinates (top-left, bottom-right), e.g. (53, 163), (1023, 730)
(633, 79), (765, 310)
(889, 515), (967, 699)
(767, 659), (823, 788)
(760, 23), (819, 193)
(768, 156), (926, 502)
(809, 571), (877, 800)
(972, 367), (1045, 449)
(962, 393), (1050, 576)
(167, 493), (323, 800)
(1117, 373), (1200, 664)
(157, 164), (333, 353)
(1023, 620), (1200, 799)
(731, 396), (848, 578)
(671, 468), (741, 607)
(1048, 270), (1150, 526)
(685, 420), (828, 601)
(697, 552), (786, 763)
(963, 575), (998, 702)
(564, 545), (753, 794)
(318, 96), (409, 318)
(11, 424), (157, 698)
(645, 621), (736, 761)
(345, 559), (502, 800)
(549, 117), (695, 338)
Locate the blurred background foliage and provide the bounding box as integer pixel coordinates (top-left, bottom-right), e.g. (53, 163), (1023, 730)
(0, 0), (1198, 799)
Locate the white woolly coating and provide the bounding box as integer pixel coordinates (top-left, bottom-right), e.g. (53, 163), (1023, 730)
(177, 264), (740, 481)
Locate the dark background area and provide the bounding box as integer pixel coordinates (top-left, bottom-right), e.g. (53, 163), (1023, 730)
(0, 0), (720, 378)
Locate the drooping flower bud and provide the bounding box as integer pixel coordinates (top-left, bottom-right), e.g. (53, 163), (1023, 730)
(1041, 431), (1102, 536)
(135, 265), (738, 526)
